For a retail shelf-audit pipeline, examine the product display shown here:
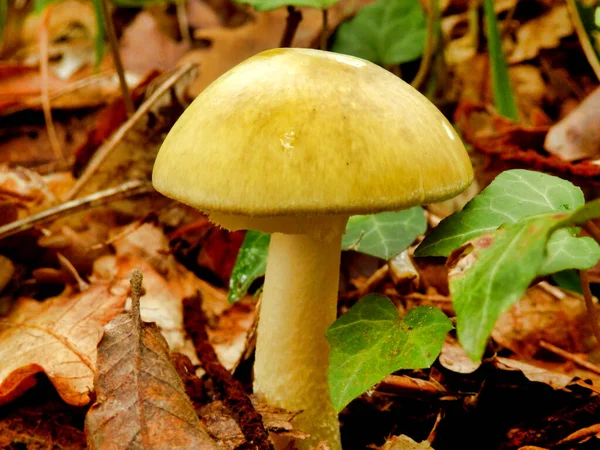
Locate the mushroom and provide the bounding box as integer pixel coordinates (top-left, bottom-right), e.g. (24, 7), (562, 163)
(152, 48), (473, 449)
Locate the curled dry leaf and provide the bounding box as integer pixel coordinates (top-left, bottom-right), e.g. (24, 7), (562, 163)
(85, 274), (217, 449)
(0, 281), (128, 406)
(439, 335), (481, 374)
(380, 434), (434, 450)
(545, 86), (600, 161)
(492, 284), (594, 359)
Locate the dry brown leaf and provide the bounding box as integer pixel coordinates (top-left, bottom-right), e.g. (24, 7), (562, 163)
(508, 5), (573, 64)
(495, 357), (574, 390)
(120, 11), (190, 77)
(545, 86), (600, 161)
(492, 284), (594, 359)
(439, 335), (481, 374)
(85, 272), (217, 449)
(198, 397), (308, 449)
(182, 0), (375, 96)
(380, 434), (434, 450)
(0, 281), (128, 406)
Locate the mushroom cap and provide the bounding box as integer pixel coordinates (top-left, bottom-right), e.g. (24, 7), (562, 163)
(153, 48), (473, 217)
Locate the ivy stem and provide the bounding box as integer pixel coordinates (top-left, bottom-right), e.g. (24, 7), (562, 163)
(280, 6), (302, 47)
(100, 0), (134, 117)
(411, 0), (438, 90)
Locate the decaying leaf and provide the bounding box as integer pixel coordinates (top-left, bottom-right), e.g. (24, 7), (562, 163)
(85, 271), (217, 449)
(438, 335), (482, 374)
(492, 284), (594, 359)
(0, 281), (128, 406)
(198, 397), (308, 449)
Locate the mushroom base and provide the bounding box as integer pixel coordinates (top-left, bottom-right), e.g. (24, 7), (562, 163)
(253, 222), (347, 450)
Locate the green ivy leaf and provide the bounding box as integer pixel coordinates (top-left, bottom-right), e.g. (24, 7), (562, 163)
(342, 207), (426, 260)
(227, 231), (270, 303)
(327, 294), (452, 412)
(552, 270), (582, 294)
(539, 229), (600, 276)
(452, 216), (561, 361)
(233, 0), (340, 11)
(416, 170), (584, 257)
(331, 0), (426, 66)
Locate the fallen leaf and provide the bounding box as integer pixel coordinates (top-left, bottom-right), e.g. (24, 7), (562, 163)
(85, 272), (218, 449)
(438, 335), (481, 374)
(381, 434), (434, 449)
(0, 281), (128, 406)
(198, 397), (308, 449)
(508, 5), (573, 64)
(182, 0), (375, 96)
(120, 11), (190, 77)
(495, 357), (574, 390)
(545, 86), (600, 161)
(492, 284), (595, 359)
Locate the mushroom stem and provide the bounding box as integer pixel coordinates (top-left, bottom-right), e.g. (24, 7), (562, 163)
(254, 222), (346, 449)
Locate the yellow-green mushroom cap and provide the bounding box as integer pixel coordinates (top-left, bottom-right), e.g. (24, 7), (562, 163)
(152, 48), (473, 218)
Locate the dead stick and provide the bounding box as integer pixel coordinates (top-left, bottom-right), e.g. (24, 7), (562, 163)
(64, 63), (197, 201)
(100, 0), (135, 117)
(539, 340), (600, 375)
(580, 270), (600, 345)
(183, 294), (274, 450)
(0, 180), (153, 241)
(280, 6), (302, 48)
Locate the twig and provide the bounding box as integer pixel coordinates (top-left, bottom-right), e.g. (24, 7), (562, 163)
(280, 6), (302, 48)
(580, 270), (600, 345)
(183, 294), (274, 450)
(39, 5), (65, 164)
(100, 0), (134, 117)
(64, 63), (197, 201)
(0, 180), (153, 241)
(411, 0), (438, 90)
(176, 0), (192, 46)
(320, 9), (329, 50)
(130, 269), (144, 325)
(539, 340), (600, 375)
(584, 221), (600, 243)
(427, 408), (444, 444)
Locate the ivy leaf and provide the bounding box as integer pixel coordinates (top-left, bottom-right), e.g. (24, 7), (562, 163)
(233, 0), (341, 11)
(451, 216), (561, 361)
(539, 229), (600, 276)
(331, 0), (426, 66)
(228, 231), (270, 303)
(342, 207), (426, 260)
(416, 170), (584, 257)
(327, 294), (452, 412)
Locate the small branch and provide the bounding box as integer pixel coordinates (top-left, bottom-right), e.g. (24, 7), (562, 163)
(100, 0), (134, 117)
(539, 340), (600, 375)
(320, 9), (329, 50)
(280, 6), (302, 48)
(39, 5), (65, 164)
(184, 294), (273, 450)
(411, 0), (438, 89)
(0, 180), (153, 241)
(64, 63), (197, 201)
(580, 270), (600, 345)
(130, 269), (144, 325)
(584, 221), (600, 243)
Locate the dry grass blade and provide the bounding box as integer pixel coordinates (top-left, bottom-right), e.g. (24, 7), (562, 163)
(85, 270), (217, 450)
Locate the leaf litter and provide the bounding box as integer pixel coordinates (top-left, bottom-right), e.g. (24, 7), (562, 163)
(1, 0), (600, 448)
